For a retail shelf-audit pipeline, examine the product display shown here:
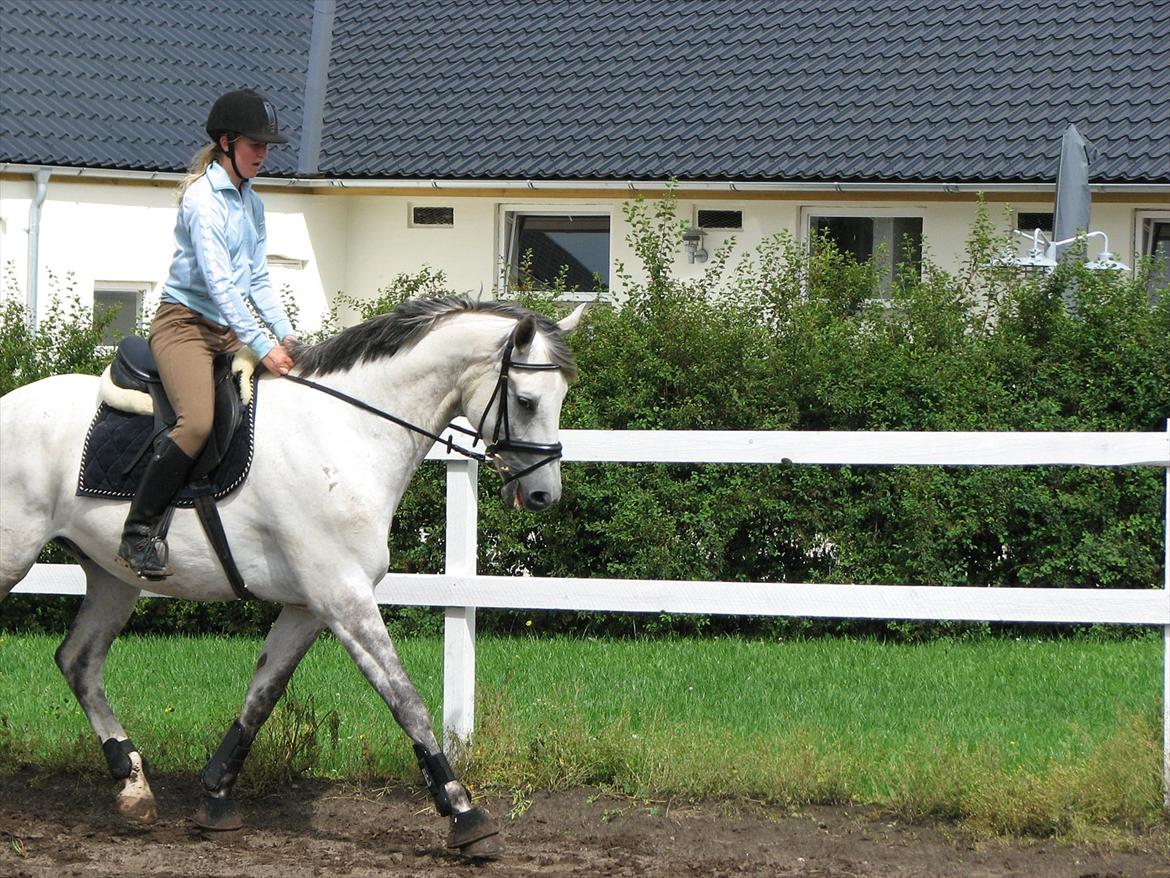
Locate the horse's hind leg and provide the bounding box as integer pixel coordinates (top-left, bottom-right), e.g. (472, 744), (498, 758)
(325, 591), (501, 858)
(194, 604), (323, 830)
(53, 563), (155, 822)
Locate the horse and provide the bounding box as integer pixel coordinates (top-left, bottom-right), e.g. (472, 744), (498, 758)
(0, 295), (585, 858)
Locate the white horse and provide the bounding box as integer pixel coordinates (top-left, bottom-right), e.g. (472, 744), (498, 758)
(0, 296), (585, 857)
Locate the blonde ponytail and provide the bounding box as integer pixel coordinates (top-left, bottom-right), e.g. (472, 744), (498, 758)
(176, 142), (224, 199)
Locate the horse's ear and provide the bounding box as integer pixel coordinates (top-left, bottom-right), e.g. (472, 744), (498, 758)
(512, 316), (537, 351)
(557, 303), (588, 334)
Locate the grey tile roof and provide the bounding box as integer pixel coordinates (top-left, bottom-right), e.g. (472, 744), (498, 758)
(2, 0), (1168, 184)
(0, 0), (314, 176)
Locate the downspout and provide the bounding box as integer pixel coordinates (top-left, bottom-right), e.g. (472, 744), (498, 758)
(297, 0), (335, 176)
(26, 167), (51, 332)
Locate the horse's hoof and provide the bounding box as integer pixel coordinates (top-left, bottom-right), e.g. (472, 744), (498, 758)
(448, 806), (502, 858)
(116, 795), (158, 824)
(458, 833), (504, 859)
(115, 752), (157, 824)
(193, 794), (243, 831)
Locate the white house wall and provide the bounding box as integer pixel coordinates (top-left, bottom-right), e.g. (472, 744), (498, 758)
(0, 175), (1159, 336)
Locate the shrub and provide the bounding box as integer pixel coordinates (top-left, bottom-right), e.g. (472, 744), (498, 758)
(3, 194), (1167, 639)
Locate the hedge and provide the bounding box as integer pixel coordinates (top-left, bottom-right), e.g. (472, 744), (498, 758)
(1, 194), (1167, 638)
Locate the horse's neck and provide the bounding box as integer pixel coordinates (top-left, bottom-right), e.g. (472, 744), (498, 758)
(312, 316), (501, 450)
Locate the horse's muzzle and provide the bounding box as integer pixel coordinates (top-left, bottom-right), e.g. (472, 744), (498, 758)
(501, 477), (559, 512)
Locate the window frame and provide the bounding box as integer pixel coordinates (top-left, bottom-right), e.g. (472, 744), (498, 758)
(497, 204), (613, 302)
(799, 205), (926, 297)
(1136, 209), (1170, 297)
(93, 280), (152, 347)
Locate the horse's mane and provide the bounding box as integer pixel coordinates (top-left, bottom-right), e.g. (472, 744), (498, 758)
(292, 295), (577, 379)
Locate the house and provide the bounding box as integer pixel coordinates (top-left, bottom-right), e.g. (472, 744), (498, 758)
(2, 0), (1167, 335)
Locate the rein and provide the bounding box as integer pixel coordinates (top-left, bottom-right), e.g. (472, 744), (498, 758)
(284, 338), (564, 484)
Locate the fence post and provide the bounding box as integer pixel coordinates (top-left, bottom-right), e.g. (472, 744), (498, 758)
(1163, 422), (1169, 812)
(442, 458), (478, 755)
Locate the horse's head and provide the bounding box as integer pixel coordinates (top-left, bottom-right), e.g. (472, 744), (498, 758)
(466, 304), (585, 512)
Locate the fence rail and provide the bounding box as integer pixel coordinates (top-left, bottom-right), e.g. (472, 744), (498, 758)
(14, 425), (1170, 808)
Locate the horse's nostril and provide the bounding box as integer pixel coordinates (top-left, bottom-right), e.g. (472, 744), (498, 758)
(528, 491), (551, 509)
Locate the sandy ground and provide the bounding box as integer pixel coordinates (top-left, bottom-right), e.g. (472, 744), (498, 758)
(1, 768), (1167, 877)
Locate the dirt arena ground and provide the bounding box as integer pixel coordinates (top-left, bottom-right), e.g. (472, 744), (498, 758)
(1, 768), (1167, 877)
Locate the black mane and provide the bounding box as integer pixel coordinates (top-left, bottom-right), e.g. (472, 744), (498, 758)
(292, 296), (577, 379)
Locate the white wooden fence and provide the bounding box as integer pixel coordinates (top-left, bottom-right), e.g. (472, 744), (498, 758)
(15, 426), (1170, 808)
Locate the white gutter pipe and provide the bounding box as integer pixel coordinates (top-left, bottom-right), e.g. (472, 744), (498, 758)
(26, 167), (51, 332)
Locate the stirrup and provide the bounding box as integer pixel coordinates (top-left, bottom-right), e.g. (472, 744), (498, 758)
(117, 534), (172, 580)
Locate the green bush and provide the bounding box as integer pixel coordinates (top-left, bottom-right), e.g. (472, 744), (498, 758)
(2, 195), (1167, 639)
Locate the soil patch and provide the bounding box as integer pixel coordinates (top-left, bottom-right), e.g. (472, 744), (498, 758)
(0, 769), (1166, 877)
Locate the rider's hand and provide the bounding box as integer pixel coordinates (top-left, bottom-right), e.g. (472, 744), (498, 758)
(281, 334), (298, 352)
(261, 345), (295, 376)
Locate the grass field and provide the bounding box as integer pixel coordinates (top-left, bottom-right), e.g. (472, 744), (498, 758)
(0, 631), (1166, 840)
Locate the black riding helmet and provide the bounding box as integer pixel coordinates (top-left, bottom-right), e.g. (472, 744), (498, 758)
(205, 88), (288, 144)
(205, 88), (286, 183)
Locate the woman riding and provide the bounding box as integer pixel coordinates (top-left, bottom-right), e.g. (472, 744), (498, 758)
(117, 88), (297, 580)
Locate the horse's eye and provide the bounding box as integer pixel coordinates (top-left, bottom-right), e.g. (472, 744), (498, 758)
(516, 395), (536, 413)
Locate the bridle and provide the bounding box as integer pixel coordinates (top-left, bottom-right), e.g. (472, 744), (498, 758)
(285, 335), (565, 485)
(473, 336), (565, 483)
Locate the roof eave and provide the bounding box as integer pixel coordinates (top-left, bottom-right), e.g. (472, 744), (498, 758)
(2, 163), (1167, 196)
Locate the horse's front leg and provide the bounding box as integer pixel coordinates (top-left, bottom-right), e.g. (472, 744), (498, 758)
(194, 604), (322, 830)
(325, 591), (502, 858)
(53, 565), (156, 823)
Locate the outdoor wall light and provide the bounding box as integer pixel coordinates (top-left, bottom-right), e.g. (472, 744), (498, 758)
(997, 228), (1129, 274)
(682, 226), (708, 264)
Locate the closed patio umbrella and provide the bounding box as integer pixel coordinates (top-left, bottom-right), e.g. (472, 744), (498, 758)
(1052, 123), (1093, 259)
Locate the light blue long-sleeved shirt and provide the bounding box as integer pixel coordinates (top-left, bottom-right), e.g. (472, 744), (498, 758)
(161, 161), (293, 359)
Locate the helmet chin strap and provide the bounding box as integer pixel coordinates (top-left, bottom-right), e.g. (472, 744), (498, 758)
(221, 135), (246, 185)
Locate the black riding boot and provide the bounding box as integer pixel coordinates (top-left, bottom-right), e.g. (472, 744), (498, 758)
(117, 436), (196, 580)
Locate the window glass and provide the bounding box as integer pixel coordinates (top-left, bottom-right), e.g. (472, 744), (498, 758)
(1141, 217), (1170, 298)
(810, 215), (923, 294)
(93, 288), (141, 345)
(510, 215), (609, 293)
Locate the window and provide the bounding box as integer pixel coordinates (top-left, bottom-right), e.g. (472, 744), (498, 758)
(803, 209), (923, 295)
(1138, 212), (1170, 298)
(501, 211), (610, 300)
(93, 282), (149, 345)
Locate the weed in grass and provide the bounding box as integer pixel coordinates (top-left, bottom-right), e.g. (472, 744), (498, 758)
(0, 715), (29, 771)
(883, 736), (998, 823)
(465, 680), (651, 798)
(507, 785), (534, 819)
(960, 710), (1167, 840)
(236, 685), (341, 795)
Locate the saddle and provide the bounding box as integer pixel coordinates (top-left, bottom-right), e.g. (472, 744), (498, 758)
(77, 337), (261, 599)
(78, 337), (258, 502)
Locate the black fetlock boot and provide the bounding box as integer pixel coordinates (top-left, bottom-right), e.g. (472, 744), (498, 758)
(117, 436), (196, 580)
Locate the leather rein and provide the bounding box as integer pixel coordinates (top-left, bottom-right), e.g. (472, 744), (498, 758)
(284, 337), (565, 484)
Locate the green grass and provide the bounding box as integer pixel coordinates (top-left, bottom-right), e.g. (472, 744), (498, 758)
(0, 631), (1166, 841)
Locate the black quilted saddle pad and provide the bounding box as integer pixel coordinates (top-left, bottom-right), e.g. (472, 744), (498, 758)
(76, 399), (257, 506)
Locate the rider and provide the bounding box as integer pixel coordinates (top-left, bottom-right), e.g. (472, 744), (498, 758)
(117, 88), (297, 580)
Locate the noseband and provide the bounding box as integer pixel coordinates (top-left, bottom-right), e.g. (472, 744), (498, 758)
(285, 333), (565, 485)
(474, 337), (565, 484)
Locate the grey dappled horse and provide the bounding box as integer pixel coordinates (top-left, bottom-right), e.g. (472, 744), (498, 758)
(0, 296), (585, 857)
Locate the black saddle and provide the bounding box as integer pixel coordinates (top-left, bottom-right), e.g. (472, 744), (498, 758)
(77, 336), (257, 506)
(77, 336), (261, 600)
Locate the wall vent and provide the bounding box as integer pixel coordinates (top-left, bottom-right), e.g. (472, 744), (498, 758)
(1016, 211), (1053, 233)
(698, 209), (743, 230)
(412, 206), (454, 226)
